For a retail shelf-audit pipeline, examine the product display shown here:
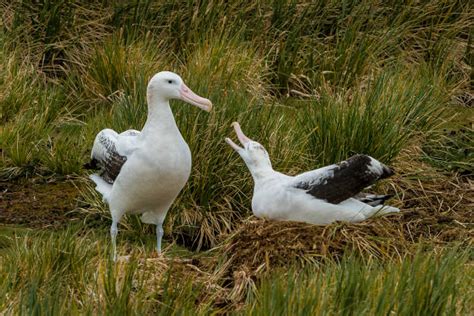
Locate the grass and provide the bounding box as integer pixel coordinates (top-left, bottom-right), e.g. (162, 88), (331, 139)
(421, 106), (473, 176)
(0, 228), (471, 314)
(297, 67), (447, 166)
(247, 250), (473, 316)
(0, 0), (473, 313)
(0, 228), (209, 314)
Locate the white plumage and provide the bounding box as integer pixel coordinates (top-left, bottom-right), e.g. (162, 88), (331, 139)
(225, 122), (400, 225)
(87, 71), (212, 260)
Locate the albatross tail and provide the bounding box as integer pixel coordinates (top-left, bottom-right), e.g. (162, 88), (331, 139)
(355, 193), (394, 206)
(89, 174), (112, 203)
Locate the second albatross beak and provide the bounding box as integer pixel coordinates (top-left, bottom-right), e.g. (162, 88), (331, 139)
(225, 122), (252, 151)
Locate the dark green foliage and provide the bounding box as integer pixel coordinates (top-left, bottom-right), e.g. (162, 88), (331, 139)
(300, 69), (444, 166)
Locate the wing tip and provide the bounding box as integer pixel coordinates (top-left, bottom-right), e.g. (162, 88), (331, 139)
(365, 155), (394, 179)
(381, 165), (395, 178)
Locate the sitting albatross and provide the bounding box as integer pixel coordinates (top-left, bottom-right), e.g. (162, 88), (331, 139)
(225, 122), (399, 225)
(86, 71), (212, 260)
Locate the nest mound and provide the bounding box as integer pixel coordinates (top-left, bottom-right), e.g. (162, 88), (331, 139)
(213, 205), (472, 303)
(221, 209), (471, 276)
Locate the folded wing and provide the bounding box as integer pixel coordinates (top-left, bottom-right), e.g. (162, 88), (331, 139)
(292, 154), (394, 204)
(85, 128), (141, 184)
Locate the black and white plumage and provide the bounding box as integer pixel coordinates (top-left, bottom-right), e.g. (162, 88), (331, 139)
(86, 129), (140, 184)
(86, 71), (212, 261)
(354, 193), (394, 206)
(293, 154), (394, 204)
(225, 122), (399, 225)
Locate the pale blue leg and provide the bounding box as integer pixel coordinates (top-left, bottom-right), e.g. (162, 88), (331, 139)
(156, 222), (164, 254)
(110, 220), (118, 262)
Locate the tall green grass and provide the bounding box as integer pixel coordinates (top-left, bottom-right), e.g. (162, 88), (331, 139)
(0, 228), (213, 314)
(1, 1), (472, 313)
(246, 250), (473, 316)
(299, 67), (447, 167)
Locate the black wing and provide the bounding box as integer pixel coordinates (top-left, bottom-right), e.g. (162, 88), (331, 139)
(292, 154), (394, 204)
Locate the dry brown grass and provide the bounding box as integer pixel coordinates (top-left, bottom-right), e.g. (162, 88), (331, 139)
(391, 149), (472, 217)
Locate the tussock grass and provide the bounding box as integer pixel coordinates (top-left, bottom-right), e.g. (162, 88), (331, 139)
(0, 229), (203, 314)
(1, 0), (471, 243)
(70, 34), (168, 108)
(1, 1), (473, 312)
(299, 68), (447, 166)
(421, 111), (473, 176)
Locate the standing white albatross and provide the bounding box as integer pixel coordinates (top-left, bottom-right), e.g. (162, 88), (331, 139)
(225, 122), (399, 225)
(86, 71), (212, 260)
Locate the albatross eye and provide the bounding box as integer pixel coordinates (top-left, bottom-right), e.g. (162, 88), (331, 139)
(168, 80), (174, 84)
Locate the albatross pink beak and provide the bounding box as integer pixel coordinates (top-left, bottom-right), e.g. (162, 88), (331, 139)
(180, 83), (213, 112)
(232, 122), (251, 145)
(225, 122), (251, 151)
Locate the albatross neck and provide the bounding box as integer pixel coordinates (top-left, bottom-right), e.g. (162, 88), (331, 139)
(141, 94), (181, 138)
(247, 164), (275, 182)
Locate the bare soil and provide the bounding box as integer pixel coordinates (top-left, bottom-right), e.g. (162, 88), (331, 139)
(0, 179), (80, 227)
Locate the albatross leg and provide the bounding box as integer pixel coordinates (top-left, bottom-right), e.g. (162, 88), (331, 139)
(156, 222), (164, 254)
(110, 220), (118, 262)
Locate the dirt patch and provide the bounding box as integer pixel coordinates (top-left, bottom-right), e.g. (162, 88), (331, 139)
(0, 179), (80, 227)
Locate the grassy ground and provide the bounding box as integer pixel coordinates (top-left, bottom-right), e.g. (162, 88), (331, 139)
(0, 228), (472, 315)
(1, 0), (473, 314)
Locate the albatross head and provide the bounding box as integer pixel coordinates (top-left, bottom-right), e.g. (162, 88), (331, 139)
(225, 122), (273, 175)
(147, 71), (212, 112)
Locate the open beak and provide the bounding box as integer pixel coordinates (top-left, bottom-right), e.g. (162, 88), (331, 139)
(180, 83), (213, 112)
(225, 122), (251, 152)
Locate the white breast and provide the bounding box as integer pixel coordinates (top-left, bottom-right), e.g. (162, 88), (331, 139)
(109, 135), (191, 213)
